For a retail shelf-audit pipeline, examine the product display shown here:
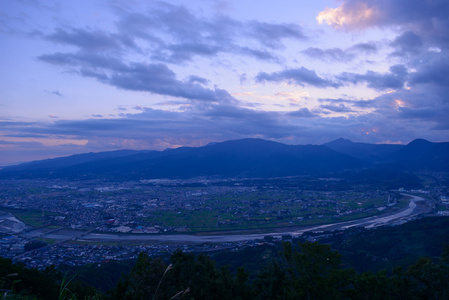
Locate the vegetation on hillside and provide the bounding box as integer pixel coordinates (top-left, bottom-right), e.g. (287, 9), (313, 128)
(2, 240), (449, 299)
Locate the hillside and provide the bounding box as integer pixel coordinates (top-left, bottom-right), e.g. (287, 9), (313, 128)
(0, 138), (363, 180)
(1, 138), (448, 180)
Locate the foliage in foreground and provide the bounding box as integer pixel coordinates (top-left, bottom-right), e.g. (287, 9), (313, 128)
(0, 257), (97, 300)
(107, 241), (449, 300)
(2, 241), (449, 299)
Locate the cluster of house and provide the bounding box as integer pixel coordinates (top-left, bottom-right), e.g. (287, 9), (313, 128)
(2, 234), (271, 269)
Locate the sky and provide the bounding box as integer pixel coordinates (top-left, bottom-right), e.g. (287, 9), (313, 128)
(1, 0), (449, 165)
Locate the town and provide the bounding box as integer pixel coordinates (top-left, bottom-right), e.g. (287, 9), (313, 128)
(1, 173), (447, 269)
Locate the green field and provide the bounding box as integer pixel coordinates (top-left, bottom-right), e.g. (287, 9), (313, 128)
(143, 193), (406, 233)
(2, 208), (58, 227)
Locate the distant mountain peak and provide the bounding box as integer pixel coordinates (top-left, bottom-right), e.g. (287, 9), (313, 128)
(335, 137), (353, 143)
(323, 138), (405, 161)
(408, 138), (431, 145)
(324, 138), (354, 146)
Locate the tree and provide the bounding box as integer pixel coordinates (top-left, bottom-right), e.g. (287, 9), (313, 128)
(281, 241), (352, 299)
(108, 252), (168, 300)
(405, 257), (449, 299)
(253, 261), (287, 300)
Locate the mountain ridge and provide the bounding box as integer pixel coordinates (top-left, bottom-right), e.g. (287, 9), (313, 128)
(323, 138), (405, 161)
(1, 138), (448, 180)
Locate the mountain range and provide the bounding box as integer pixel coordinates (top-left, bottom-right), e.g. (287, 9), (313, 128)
(1, 138), (448, 181)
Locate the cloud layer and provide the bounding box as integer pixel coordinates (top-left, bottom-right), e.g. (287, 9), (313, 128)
(1, 0), (449, 165)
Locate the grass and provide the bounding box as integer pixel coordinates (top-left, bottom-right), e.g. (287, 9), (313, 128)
(1, 208), (58, 227)
(69, 240), (122, 246)
(151, 210), (218, 228)
(417, 174), (437, 187)
(140, 191), (403, 233)
(395, 195), (412, 209)
(36, 237), (57, 244)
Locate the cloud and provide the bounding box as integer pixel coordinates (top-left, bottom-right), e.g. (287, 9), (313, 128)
(239, 73), (247, 85)
(302, 41), (378, 62)
(5, 0), (449, 166)
(0, 140), (43, 147)
(256, 67), (341, 88)
(320, 104), (355, 113)
(1, 105), (298, 143)
(39, 52), (237, 104)
(348, 42), (378, 54)
(316, 1), (449, 86)
(187, 75), (209, 85)
(363, 84), (449, 132)
(390, 31), (424, 56)
(317, 0), (449, 48)
(45, 90), (63, 96)
(248, 21), (306, 49)
(238, 47), (279, 62)
(110, 2), (306, 63)
(5, 93), (436, 144)
(2, 90), (448, 166)
(37, 2), (308, 104)
(337, 64), (408, 91)
(315, 0), (449, 135)
(256, 65), (409, 92)
(397, 106), (438, 120)
(2, 133), (49, 138)
(317, 1), (379, 30)
(319, 98), (378, 109)
(302, 47), (356, 62)
(287, 108), (317, 118)
(409, 52), (449, 86)
(46, 28), (134, 53)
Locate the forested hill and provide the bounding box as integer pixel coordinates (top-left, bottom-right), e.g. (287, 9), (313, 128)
(2, 216), (449, 299)
(2, 240), (448, 299)
(1, 138), (448, 180)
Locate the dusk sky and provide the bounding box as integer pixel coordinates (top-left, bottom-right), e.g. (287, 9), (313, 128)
(1, 0), (449, 165)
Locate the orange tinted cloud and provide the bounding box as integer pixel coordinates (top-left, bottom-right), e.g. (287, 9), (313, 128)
(317, 2), (379, 30)
(0, 136), (88, 147)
